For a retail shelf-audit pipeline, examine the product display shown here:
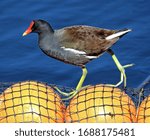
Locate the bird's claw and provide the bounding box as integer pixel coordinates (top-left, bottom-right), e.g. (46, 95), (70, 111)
(53, 86), (74, 96)
(53, 85), (92, 100)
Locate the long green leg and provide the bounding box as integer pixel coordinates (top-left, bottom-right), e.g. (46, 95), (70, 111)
(107, 49), (134, 88)
(54, 67), (87, 99)
(76, 67), (87, 91)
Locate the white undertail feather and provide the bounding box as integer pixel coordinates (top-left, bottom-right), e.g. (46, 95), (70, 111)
(105, 29), (132, 40)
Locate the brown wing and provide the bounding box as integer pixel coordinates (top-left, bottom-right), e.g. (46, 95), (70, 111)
(56, 25), (119, 56)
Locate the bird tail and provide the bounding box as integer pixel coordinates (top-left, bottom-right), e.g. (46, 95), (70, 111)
(105, 29), (132, 40)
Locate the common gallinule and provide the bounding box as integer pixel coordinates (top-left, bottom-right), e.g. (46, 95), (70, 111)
(23, 19), (133, 98)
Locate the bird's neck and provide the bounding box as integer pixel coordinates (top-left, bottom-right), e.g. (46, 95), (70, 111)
(38, 30), (59, 52)
(38, 30), (53, 39)
(38, 23), (54, 36)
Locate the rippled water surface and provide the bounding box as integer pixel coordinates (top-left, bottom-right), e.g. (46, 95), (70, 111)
(0, 0), (150, 88)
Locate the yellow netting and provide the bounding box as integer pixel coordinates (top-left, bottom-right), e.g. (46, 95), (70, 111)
(0, 81), (65, 123)
(65, 85), (136, 123)
(137, 95), (150, 123)
(0, 80), (150, 123)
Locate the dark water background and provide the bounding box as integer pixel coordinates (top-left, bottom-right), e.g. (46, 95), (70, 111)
(0, 0), (150, 89)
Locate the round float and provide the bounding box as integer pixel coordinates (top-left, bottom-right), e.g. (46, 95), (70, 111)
(0, 81), (65, 123)
(65, 84), (136, 123)
(137, 95), (150, 123)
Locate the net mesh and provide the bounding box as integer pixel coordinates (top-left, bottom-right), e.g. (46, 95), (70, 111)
(0, 81), (65, 123)
(0, 80), (150, 123)
(65, 85), (136, 123)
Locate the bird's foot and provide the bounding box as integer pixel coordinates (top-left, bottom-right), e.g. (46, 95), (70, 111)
(61, 90), (78, 100)
(53, 86), (74, 96)
(61, 85), (91, 100)
(53, 87), (78, 100)
(53, 85), (91, 100)
(123, 63), (134, 69)
(117, 63), (134, 88)
(79, 85), (91, 90)
(106, 63), (134, 88)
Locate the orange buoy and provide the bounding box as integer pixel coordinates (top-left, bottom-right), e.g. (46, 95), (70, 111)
(0, 81), (65, 123)
(65, 84), (136, 123)
(137, 95), (150, 123)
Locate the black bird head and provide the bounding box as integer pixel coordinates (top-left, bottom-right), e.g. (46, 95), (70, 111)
(22, 19), (54, 36)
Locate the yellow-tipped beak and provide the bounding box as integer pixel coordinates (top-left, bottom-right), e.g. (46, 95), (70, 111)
(22, 31), (28, 36)
(22, 21), (34, 36)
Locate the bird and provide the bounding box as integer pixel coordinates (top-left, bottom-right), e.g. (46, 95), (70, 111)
(22, 19), (133, 99)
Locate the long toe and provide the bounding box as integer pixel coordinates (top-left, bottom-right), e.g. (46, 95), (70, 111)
(53, 86), (75, 96)
(123, 63), (134, 68)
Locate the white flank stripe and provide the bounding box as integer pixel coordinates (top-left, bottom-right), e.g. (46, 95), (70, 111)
(105, 29), (132, 40)
(61, 47), (86, 55)
(86, 56), (98, 59)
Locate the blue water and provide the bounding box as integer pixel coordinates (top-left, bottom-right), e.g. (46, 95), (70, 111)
(0, 0), (150, 88)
